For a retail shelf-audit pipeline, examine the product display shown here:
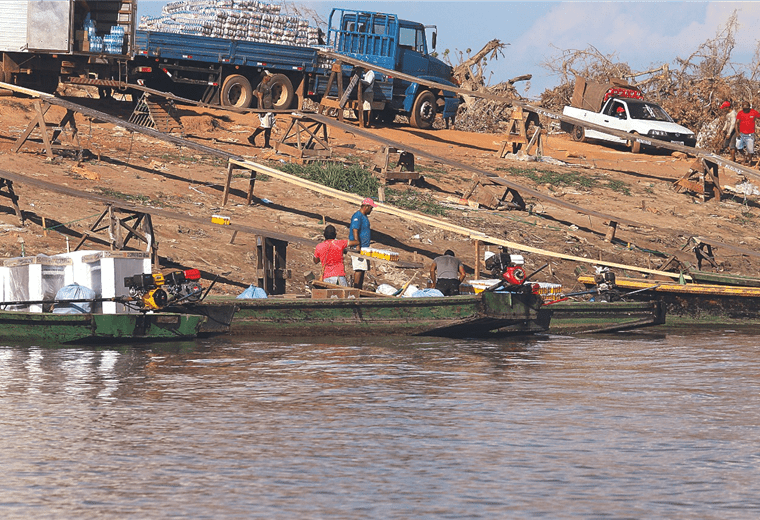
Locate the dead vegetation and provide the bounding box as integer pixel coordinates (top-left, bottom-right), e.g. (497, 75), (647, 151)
(443, 12), (759, 147)
(540, 12), (760, 152)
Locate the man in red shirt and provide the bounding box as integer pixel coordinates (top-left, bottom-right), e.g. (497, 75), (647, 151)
(735, 101), (760, 161)
(313, 224), (359, 287)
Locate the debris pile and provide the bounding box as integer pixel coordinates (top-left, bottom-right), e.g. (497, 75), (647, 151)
(453, 82), (520, 133)
(139, 0), (320, 46)
(539, 13), (760, 153)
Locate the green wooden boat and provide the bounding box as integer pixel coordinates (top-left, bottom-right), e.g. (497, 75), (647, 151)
(189, 289), (549, 338)
(546, 300), (666, 334)
(0, 310), (207, 344)
(686, 268), (760, 288)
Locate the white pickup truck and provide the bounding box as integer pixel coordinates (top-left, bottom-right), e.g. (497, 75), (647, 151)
(560, 77), (696, 153)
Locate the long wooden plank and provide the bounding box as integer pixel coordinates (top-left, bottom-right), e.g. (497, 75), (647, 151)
(227, 158), (691, 280)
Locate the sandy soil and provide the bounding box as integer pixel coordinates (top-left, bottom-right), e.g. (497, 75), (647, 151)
(0, 87), (758, 297)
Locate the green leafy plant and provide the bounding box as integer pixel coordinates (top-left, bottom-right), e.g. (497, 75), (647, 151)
(278, 163), (380, 198)
(606, 179), (632, 196)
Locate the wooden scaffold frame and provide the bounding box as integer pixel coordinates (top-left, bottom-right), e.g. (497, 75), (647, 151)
(13, 99), (83, 159)
(73, 205), (159, 267)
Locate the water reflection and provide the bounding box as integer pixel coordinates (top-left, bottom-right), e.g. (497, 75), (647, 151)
(0, 330), (758, 518)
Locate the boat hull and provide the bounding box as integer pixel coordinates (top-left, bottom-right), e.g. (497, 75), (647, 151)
(196, 290), (548, 338)
(579, 275), (760, 325)
(547, 300), (666, 334)
(0, 311), (207, 344)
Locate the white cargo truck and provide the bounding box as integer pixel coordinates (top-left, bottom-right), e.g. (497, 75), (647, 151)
(0, 0), (136, 93)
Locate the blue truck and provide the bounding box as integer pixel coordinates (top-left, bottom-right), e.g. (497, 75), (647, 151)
(1, 2), (458, 128)
(132, 8), (460, 129)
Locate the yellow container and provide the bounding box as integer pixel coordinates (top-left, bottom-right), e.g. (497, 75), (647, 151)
(211, 215), (231, 225)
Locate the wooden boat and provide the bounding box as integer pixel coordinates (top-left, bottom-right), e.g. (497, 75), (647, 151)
(578, 274), (760, 324)
(187, 288), (550, 338)
(0, 310), (207, 344)
(545, 300), (666, 334)
(686, 268), (760, 288)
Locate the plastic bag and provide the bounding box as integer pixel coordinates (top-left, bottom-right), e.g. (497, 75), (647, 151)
(410, 288), (445, 298)
(53, 283), (96, 314)
(375, 284), (398, 296)
(237, 285), (268, 299)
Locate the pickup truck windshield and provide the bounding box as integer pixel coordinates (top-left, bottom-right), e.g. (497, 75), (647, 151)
(626, 101), (673, 122)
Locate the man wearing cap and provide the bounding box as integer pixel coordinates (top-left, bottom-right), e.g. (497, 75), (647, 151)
(720, 101), (737, 161)
(349, 198), (377, 289)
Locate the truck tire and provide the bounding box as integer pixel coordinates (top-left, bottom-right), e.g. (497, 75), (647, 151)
(221, 74), (253, 108)
(268, 74), (295, 110)
(630, 132), (642, 154)
(410, 90), (437, 129)
(571, 125), (586, 142)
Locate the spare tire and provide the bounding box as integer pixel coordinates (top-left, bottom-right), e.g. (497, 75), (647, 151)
(268, 73), (295, 110)
(220, 74), (253, 108)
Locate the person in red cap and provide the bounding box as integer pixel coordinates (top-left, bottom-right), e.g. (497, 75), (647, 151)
(615, 106), (626, 119)
(349, 197), (377, 289)
(720, 100), (737, 161)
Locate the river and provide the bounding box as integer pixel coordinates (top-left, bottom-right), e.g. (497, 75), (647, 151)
(1, 328), (759, 519)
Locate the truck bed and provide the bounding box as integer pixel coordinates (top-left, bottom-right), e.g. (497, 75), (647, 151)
(134, 30), (320, 72)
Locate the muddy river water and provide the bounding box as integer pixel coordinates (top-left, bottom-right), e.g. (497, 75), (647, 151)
(1, 328), (759, 519)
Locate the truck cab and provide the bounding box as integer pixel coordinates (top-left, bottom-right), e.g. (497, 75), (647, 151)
(326, 8), (458, 128)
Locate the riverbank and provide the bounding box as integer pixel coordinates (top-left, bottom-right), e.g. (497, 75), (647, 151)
(1, 89), (758, 297)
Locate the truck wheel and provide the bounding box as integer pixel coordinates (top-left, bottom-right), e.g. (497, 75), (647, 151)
(571, 125), (586, 142)
(630, 132), (642, 154)
(221, 74), (253, 108)
(268, 74), (295, 109)
(410, 90), (437, 129)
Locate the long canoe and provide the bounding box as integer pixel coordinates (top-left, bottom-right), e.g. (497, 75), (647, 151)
(578, 275), (760, 324)
(189, 289), (549, 338)
(0, 311), (207, 344)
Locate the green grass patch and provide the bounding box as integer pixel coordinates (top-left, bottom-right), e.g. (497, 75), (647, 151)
(94, 187), (162, 206)
(606, 179), (632, 196)
(278, 162), (380, 198)
(501, 166), (598, 189)
(411, 164), (447, 179)
(385, 188), (447, 216)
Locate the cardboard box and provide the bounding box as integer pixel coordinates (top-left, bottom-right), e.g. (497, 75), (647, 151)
(311, 288), (360, 299)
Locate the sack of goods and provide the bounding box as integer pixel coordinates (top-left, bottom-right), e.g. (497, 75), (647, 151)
(138, 0), (320, 47)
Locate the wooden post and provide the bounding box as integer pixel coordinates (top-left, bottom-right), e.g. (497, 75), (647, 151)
(475, 240), (482, 279)
(222, 162), (234, 206)
(604, 221), (618, 242)
(247, 170), (257, 205)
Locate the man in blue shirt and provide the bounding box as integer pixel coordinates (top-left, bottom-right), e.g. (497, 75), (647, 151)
(349, 197), (377, 289)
